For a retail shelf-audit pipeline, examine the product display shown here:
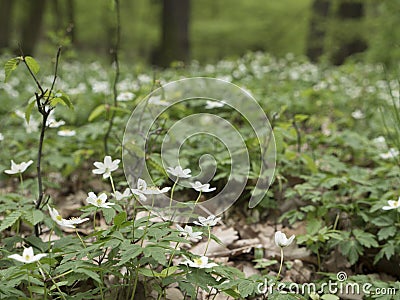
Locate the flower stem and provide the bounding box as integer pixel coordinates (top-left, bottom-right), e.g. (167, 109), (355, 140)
(75, 229), (86, 248)
(169, 177), (179, 210)
(19, 172), (24, 190)
(109, 174), (116, 195)
(276, 247), (284, 281)
(27, 269), (33, 299)
(93, 208), (97, 230)
(37, 262), (66, 300)
(204, 226), (211, 256)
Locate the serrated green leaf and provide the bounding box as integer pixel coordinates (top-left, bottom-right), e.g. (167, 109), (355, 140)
(117, 244), (142, 266)
(4, 57), (20, 82)
(0, 211), (22, 232)
(23, 209), (44, 226)
(238, 280), (255, 298)
(339, 240), (362, 265)
(353, 229), (378, 248)
(88, 104), (106, 122)
(143, 246), (167, 265)
(113, 211), (126, 226)
(102, 207), (116, 224)
(75, 268), (101, 284)
(24, 56), (40, 74)
(377, 226), (396, 241)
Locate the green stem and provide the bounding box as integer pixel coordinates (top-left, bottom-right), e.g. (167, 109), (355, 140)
(204, 226), (211, 256)
(75, 229), (86, 248)
(37, 262), (66, 300)
(19, 172), (24, 190)
(169, 177), (179, 210)
(109, 174), (116, 195)
(27, 269), (33, 299)
(140, 196), (154, 247)
(131, 267), (139, 300)
(93, 208), (97, 230)
(276, 247), (284, 281)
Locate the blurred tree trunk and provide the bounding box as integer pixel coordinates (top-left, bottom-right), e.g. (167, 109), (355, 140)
(66, 0), (75, 43)
(306, 0), (331, 62)
(331, 0), (367, 65)
(0, 0), (14, 52)
(20, 0), (46, 55)
(152, 0), (191, 67)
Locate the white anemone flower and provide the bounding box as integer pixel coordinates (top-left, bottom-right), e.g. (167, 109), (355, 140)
(181, 255), (218, 269)
(48, 205), (89, 228)
(167, 166), (191, 178)
(379, 148), (399, 160)
(205, 100), (225, 109)
(86, 192), (115, 208)
(274, 231), (295, 248)
(92, 156), (120, 179)
(8, 247), (47, 264)
(4, 160), (33, 175)
(131, 178), (170, 201)
(112, 188), (132, 201)
(190, 181), (216, 193)
(57, 129), (76, 137)
(176, 225), (202, 241)
(382, 197), (400, 211)
(193, 215), (221, 227)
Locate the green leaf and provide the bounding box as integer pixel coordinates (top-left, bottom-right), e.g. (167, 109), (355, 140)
(377, 226), (396, 241)
(0, 211), (22, 232)
(75, 268), (101, 284)
(24, 56), (40, 74)
(339, 239), (362, 265)
(353, 229), (378, 248)
(102, 207), (116, 224)
(25, 99), (36, 124)
(371, 216), (394, 227)
(23, 210), (44, 226)
(321, 295), (339, 300)
(143, 246), (167, 265)
(113, 211), (127, 226)
(88, 104), (106, 122)
(238, 280), (255, 298)
(4, 57), (20, 82)
(51, 92), (73, 109)
(117, 244), (142, 266)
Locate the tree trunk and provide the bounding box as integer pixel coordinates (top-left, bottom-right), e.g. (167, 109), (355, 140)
(0, 0), (14, 52)
(306, 0), (331, 62)
(331, 0), (367, 65)
(20, 0), (47, 55)
(152, 0), (191, 67)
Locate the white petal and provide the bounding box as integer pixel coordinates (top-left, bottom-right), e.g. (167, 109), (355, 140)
(8, 254), (26, 263)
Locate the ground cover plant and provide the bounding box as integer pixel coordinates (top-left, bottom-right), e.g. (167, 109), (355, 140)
(0, 51), (399, 299)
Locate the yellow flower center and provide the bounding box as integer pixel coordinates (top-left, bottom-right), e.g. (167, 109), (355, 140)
(193, 258), (202, 266)
(25, 255), (30, 261)
(97, 198), (102, 205)
(56, 215), (62, 221)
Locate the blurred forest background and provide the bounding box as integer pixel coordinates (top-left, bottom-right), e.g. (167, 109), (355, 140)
(0, 0), (399, 67)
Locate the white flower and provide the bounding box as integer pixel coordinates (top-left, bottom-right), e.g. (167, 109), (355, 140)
(112, 188), (132, 201)
(194, 215), (221, 227)
(205, 100), (225, 109)
(47, 118), (66, 128)
(148, 95), (169, 106)
(4, 160), (33, 175)
(167, 166), (191, 178)
(57, 129), (76, 137)
(379, 148), (399, 159)
(92, 156), (120, 179)
(131, 178), (170, 201)
(86, 192), (115, 208)
(382, 198), (400, 211)
(176, 225), (202, 241)
(0, 133), (4, 141)
(351, 109), (365, 119)
(181, 255), (218, 269)
(274, 231), (295, 248)
(117, 91), (135, 101)
(47, 205), (89, 228)
(190, 181), (216, 193)
(373, 136), (386, 150)
(8, 247), (47, 264)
